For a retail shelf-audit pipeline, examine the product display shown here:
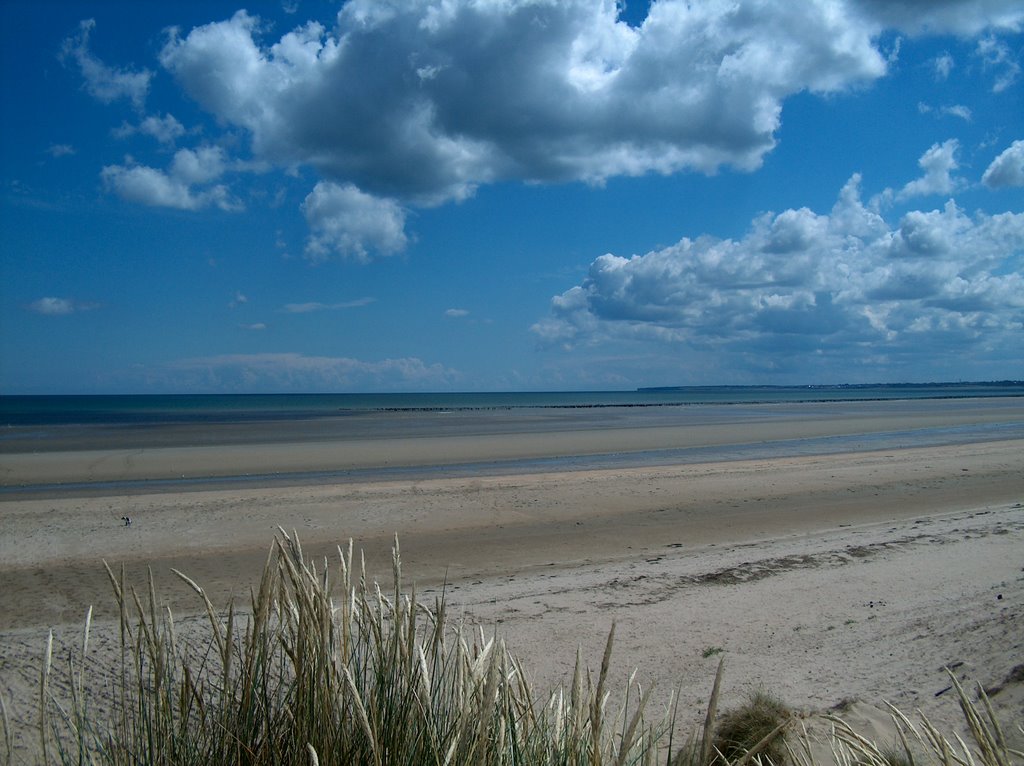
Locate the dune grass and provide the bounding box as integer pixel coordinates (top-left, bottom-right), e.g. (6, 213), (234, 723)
(708, 690), (791, 765)
(37, 532), (673, 765)
(31, 532), (1024, 766)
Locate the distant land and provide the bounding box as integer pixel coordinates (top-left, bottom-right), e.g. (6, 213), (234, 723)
(637, 381), (1024, 392)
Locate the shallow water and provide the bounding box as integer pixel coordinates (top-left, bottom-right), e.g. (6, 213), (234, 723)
(2, 397), (1023, 498)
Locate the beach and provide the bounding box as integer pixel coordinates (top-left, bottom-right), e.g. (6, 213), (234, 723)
(1, 397), (1023, 761)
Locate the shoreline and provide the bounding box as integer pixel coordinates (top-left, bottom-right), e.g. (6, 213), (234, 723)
(5, 421), (1023, 499)
(4, 398), (1023, 490)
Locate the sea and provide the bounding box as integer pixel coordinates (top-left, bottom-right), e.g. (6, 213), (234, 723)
(2, 382), (1022, 427)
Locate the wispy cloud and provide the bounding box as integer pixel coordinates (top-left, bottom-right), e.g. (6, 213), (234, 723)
(917, 102), (972, 122)
(60, 19), (151, 109)
(930, 52), (954, 80)
(444, 308), (470, 318)
(977, 35), (1021, 92)
(135, 352), (459, 392)
(282, 298), (374, 313)
(46, 144), (76, 158)
(27, 297), (98, 316)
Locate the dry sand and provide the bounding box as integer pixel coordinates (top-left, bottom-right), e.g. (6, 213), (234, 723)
(1, 401), (1022, 762)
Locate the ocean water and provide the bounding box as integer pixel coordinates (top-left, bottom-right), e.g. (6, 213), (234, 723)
(1, 383), (1022, 427)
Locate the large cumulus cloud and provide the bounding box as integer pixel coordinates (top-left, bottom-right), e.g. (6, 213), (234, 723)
(68, 0), (1021, 260)
(157, 1), (1024, 199)
(532, 165), (1024, 377)
(157, 0), (890, 199)
(156, 0), (1021, 258)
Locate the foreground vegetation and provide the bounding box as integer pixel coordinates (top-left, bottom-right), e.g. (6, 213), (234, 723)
(16, 532), (1022, 765)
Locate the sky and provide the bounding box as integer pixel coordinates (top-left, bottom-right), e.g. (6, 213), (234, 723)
(1, 0), (1022, 394)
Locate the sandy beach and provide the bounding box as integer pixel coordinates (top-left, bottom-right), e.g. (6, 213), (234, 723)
(1, 398), (1022, 762)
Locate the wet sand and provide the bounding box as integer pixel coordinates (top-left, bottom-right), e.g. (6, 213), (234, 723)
(1, 398), (1022, 762)
(4, 397), (1023, 487)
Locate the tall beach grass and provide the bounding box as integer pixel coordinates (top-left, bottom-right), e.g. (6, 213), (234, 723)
(37, 532), (673, 765)
(30, 532), (1023, 766)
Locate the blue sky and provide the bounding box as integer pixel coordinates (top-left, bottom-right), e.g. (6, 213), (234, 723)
(1, 0), (1022, 394)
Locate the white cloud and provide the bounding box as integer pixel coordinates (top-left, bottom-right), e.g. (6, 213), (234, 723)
(896, 139), (963, 200)
(533, 172), (1024, 377)
(61, 19), (151, 109)
(90, 1), (1019, 261)
(302, 182), (407, 261)
(170, 146), (227, 184)
(101, 146), (241, 211)
(28, 297), (75, 316)
(101, 164), (194, 209)
(940, 104), (972, 121)
(159, 3), (893, 203)
(282, 298), (375, 312)
(977, 34), (1021, 91)
(151, 0), (905, 258)
(239, 323), (266, 331)
(445, 308), (470, 318)
(27, 297), (97, 315)
(856, 1), (1024, 36)
(47, 144), (75, 158)
(931, 52), (955, 79)
(918, 102), (973, 121)
(114, 113), (186, 144)
(982, 139), (1024, 187)
(152, 352), (458, 392)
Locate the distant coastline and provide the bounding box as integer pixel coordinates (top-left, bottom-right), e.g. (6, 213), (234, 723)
(2, 381), (1024, 428)
(638, 380), (1024, 391)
